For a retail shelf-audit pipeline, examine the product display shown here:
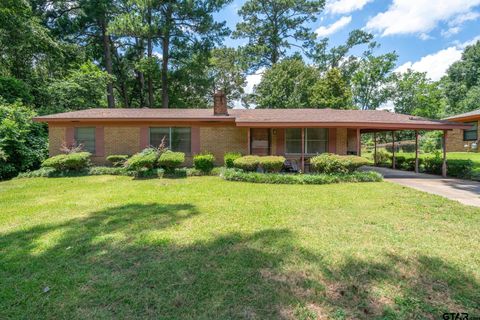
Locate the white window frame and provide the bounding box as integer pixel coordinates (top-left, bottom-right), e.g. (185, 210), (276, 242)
(149, 127), (191, 153)
(285, 128), (329, 155)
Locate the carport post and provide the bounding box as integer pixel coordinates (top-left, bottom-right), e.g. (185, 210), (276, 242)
(356, 128), (361, 156)
(392, 131), (396, 170)
(301, 128), (305, 172)
(373, 132), (377, 166)
(442, 130), (447, 177)
(415, 130), (419, 173)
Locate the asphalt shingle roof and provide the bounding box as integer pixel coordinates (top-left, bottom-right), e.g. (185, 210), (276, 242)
(34, 108), (467, 129)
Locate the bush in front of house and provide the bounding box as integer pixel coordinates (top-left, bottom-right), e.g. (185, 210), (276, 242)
(233, 155), (261, 171)
(259, 156), (285, 173)
(374, 149), (391, 166)
(310, 154), (370, 174)
(41, 152), (91, 171)
(221, 168), (382, 184)
(193, 153), (215, 173)
(157, 150), (185, 173)
(125, 148), (158, 171)
(224, 152), (242, 168)
(107, 155), (129, 167)
(133, 168), (165, 179)
(88, 166), (130, 176)
(423, 157), (473, 178)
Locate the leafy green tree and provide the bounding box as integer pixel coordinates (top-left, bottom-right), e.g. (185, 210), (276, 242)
(108, 0), (161, 107)
(0, 0), (60, 79)
(44, 62), (114, 114)
(444, 41), (480, 114)
(0, 77), (33, 104)
(351, 52), (398, 110)
(392, 70), (446, 119)
(310, 29), (374, 74)
(310, 68), (354, 109)
(209, 47), (248, 107)
(254, 57), (319, 108)
(34, 0), (118, 108)
(110, 0), (231, 108)
(0, 100), (47, 179)
(168, 52), (211, 108)
(234, 0), (324, 69)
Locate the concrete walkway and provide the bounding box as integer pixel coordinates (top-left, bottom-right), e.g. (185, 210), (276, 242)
(364, 166), (480, 207)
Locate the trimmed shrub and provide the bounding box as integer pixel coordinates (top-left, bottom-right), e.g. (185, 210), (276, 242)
(423, 157), (473, 178)
(133, 168), (164, 179)
(224, 152), (242, 168)
(125, 148), (158, 171)
(233, 155), (261, 172)
(259, 156), (285, 173)
(394, 156), (414, 171)
(221, 168), (382, 184)
(41, 152), (91, 171)
(157, 151), (185, 173)
(107, 155), (129, 167)
(88, 166), (129, 176)
(193, 153), (215, 173)
(310, 153), (370, 174)
(17, 167), (58, 178)
(374, 149), (391, 165)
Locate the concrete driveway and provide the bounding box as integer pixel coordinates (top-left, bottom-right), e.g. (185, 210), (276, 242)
(364, 166), (480, 207)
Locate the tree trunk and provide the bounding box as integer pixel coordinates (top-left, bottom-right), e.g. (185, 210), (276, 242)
(147, 38), (154, 108)
(161, 36), (169, 109)
(111, 42), (129, 108)
(136, 38), (145, 108)
(100, 17), (115, 108)
(147, 7), (154, 108)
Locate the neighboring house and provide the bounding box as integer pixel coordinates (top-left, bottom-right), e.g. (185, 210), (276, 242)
(34, 92), (466, 170)
(444, 109), (480, 152)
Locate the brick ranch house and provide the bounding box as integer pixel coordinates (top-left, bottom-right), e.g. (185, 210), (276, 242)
(34, 92), (467, 175)
(444, 109), (480, 152)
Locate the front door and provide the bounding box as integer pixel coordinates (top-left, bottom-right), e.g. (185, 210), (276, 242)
(250, 128), (270, 155)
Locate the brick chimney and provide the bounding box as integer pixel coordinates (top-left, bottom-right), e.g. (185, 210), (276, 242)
(213, 90), (228, 116)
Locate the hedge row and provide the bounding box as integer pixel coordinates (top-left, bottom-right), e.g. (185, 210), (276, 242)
(391, 155), (473, 179)
(221, 168), (383, 185)
(310, 154), (370, 174)
(233, 155), (286, 173)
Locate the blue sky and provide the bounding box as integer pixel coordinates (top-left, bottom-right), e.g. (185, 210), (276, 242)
(213, 0), (480, 90)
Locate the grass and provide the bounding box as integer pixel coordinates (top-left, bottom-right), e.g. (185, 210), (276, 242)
(1, 175), (480, 319)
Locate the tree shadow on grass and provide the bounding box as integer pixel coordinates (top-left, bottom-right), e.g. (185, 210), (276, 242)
(312, 253), (480, 319)
(1, 204), (479, 319)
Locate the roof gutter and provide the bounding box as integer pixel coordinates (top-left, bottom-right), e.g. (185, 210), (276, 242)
(234, 121), (470, 130)
(33, 117), (235, 123)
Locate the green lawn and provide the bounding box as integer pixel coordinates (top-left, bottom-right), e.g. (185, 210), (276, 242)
(1, 176), (479, 319)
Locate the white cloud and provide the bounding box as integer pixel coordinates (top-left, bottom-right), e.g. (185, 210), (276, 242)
(244, 68), (264, 94)
(441, 27), (461, 38)
(442, 11), (480, 37)
(315, 16), (352, 37)
(379, 100), (395, 112)
(395, 47), (462, 81)
(459, 35), (480, 48)
(233, 68), (265, 109)
(365, 0), (480, 37)
(449, 11), (480, 26)
(325, 0), (372, 14)
(152, 51), (163, 59)
(396, 36), (480, 81)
